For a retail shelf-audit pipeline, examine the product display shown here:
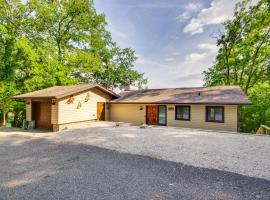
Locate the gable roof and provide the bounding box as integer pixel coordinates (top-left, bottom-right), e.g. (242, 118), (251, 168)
(110, 86), (251, 105)
(13, 84), (118, 100)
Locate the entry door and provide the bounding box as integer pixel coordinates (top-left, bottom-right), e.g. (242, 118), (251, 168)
(146, 105), (158, 125)
(97, 102), (105, 121)
(32, 101), (51, 130)
(158, 105), (167, 126)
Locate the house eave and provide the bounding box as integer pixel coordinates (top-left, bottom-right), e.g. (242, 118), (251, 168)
(108, 101), (251, 105)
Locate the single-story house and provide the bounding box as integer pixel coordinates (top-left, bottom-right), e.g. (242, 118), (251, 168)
(13, 84), (251, 132)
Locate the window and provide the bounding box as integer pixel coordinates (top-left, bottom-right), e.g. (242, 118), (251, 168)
(158, 105), (167, 125)
(175, 106), (190, 120)
(206, 106), (224, 123)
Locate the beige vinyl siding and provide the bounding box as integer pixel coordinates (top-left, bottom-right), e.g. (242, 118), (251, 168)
(58, 89), (111, 124)
(109, 104), (238, 132)
(26, 100), (32, 121)
(167, 105), (238, 132)
(110, 104), (146, 125)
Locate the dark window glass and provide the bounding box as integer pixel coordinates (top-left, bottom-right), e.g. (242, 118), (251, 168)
(206, 106), (224, 122)
(158, 105), (166, 125)
(175, 106), (190, 120)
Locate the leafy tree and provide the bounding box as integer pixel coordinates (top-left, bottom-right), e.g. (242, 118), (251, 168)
(240, 82), (270, 133)
(0, 0), (27, 81)
(0, 0), (147, 127)
(203, 0), (270, 93)
(24, 0), (146, 89)
(1, 0), (146, 91)
(91, 47), (147, 89)
(0, 82), (16, 126)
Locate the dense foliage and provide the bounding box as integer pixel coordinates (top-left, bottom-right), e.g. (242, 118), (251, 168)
(203, 0), (270, 133)
(240, 83), (270, 132)
(0, 0), (147, 126)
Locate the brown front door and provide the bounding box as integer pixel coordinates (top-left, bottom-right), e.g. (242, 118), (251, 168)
(146, 105), (158, 125)
(97, 102), (105, 121)
(32, 101), (51, 130)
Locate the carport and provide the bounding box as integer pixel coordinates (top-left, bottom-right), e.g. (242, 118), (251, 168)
(31, 100), (52, 130)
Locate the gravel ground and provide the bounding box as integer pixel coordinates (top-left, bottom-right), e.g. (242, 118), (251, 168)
(1, 122), (270, 181)
(0, 132), (270, 200)
(45, 122), (270, 180)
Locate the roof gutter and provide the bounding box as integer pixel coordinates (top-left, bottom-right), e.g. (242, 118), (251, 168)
(108, 101), (251, 105)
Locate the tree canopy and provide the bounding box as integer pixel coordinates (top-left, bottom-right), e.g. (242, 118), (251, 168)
(0, 0), (147, 126)
(203, 0), (270, 133)
(203, 0), (269, 93)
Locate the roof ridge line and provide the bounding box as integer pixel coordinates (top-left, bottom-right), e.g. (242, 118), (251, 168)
(135, 85), (240, 91)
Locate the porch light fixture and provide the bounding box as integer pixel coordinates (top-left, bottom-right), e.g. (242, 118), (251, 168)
(139, 106), (143, 110)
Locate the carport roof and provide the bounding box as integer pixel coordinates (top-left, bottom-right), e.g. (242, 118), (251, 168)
(110, 86), (251, 105)
(13, 84), (119, 100)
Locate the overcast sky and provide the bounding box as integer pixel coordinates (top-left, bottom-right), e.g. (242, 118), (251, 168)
(95, 0), (241, 88)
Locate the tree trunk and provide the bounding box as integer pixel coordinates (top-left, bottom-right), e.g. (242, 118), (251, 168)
(224, 46), (231, 85)
(2, 111), (6, 127)
(57, 41), (61, 62)
(239, 64), (245, 85)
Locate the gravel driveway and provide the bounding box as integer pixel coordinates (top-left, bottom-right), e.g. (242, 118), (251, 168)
(43, 122), (270, 180)
(2, 122), (269, 180)
(0, 126), (270, 200)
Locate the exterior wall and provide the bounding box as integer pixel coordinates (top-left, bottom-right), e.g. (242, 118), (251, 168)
(57, 88), (112, 125)
(110, 104), (146, 125)
(166, 105), (238, 132)
(51, 102), (58, 124)
(26, 100), (32, 121)
(109, 104), (238, 132)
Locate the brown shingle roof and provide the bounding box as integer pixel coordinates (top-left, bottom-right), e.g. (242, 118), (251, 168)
(13, 84), (118, 100)
(110, 86), (251, 105)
